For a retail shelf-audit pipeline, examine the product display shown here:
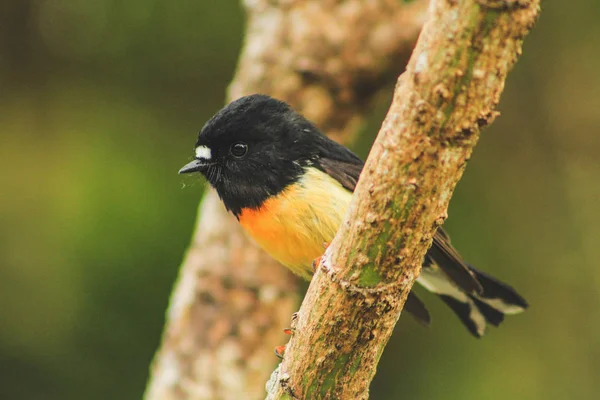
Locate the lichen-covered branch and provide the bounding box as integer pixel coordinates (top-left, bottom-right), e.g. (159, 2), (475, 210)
(267, 0), (540, 398)
(144, 1), (428, 399)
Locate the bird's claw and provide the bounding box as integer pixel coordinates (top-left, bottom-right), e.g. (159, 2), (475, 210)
(274, 345), (286, 359)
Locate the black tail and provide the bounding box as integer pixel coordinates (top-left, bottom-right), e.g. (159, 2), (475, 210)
(416, 263), (528, 337)
(469, 264), (529, 314)
(404, 292), (431, 327)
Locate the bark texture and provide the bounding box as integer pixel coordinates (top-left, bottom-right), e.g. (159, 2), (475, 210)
(266, 0), (540, 399)
(145, 1), (428, 399)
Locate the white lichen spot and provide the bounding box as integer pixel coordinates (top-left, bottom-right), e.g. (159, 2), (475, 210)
(155, 350), (181, 389)
(473, 69), (486, 79)
(265, 364), (282, 396)
(166, 269), (196, 322)
(216, 340), (245, 393)
(415, 52), (429, 75)
(259, 285), (279, 304)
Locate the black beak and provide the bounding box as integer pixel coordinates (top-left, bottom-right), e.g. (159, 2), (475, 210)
(178, 159), (211, 174)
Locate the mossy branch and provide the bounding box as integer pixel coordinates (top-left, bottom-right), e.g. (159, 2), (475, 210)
(145, 1), (428, 399)
(266, 0), (540, 398)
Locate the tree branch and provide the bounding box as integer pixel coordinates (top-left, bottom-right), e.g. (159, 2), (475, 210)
(145, 1), (428, 399)
(266, 0), (540, 398)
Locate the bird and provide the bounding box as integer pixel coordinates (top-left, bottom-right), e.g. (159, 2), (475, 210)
(179, 94), (528, 337)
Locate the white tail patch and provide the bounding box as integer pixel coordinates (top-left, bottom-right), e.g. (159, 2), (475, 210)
(417, 267), (469, 302)
(477, 298), (525, 315)
(417, 266), (487, 337)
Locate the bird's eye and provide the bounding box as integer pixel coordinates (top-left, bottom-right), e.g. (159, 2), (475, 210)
(230, 142), (248, 158)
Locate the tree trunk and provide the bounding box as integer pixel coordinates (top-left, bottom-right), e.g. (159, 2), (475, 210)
(145, 1), (428, 399)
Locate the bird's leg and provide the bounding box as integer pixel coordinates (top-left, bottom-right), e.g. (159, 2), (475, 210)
(275, 312), (299, 358)
(311, 242), (330, 273)
(311, 257), (321, 273)
(278, 243), (328, 358)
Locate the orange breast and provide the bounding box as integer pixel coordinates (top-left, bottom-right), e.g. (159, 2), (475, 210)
(238, 168), (352, 280)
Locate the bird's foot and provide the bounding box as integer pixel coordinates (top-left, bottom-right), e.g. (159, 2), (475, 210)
(276, 312), (299, 358)
(274, 345), (286, 359)
(311, 242), (330, 273)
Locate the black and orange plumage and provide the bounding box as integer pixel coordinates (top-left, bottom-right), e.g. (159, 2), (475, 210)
(179, 94), (528, 337)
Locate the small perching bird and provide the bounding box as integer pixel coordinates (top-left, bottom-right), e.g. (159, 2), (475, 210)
(179, 94), (528, 337)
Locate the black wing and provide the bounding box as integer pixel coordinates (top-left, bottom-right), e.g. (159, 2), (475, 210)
(313, 140), (482, 295)
(427, 231), (483, 294)
(315, 157), (363, 192)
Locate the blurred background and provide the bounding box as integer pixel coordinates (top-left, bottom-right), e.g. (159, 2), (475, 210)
(1, 1), (598, 399)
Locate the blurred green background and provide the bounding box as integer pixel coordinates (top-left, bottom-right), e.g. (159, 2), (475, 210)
(1, 1), (598, 399)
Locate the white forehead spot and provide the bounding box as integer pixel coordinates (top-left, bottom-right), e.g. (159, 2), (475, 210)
(195, 146), (212, 160)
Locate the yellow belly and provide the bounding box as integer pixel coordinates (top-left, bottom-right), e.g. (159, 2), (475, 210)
(238, 168), (352, 280)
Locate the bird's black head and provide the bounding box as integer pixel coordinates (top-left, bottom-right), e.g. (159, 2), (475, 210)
(179, 94), (324, 216)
